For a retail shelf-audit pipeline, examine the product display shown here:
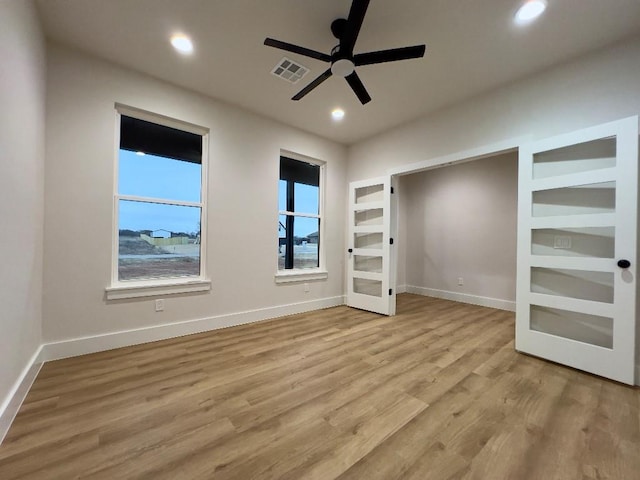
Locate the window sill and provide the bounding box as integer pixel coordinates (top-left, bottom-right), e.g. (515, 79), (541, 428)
(105, 279), (211, 300)
(274, 269), (328, 284)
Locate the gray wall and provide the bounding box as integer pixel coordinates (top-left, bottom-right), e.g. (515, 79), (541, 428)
(0, 0), (45, 417)
(399, 153), (518, 303)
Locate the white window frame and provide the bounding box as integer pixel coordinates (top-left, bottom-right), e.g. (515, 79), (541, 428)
(275, 150), (328, 284)
(106, 104), (211, 300)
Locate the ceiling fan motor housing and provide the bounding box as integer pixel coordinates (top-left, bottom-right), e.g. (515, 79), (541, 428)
(331, 18), (348, 40)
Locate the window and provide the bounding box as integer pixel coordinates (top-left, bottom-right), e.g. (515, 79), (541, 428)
(108, 106), (209, 298)
(278, 155), (324, 275)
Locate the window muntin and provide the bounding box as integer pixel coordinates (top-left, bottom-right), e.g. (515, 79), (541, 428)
(115, 112), (206, 284)
(278, 156), (322, 271)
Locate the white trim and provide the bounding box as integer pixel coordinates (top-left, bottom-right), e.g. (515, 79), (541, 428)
(388, 176), (398, 315)
(531, 213), (616, 230)
(405, 285), (516, 312)
(105, 279), (211, 300)
(352, 271), (383, 281)
(277, 149), (326, 272)
(118, 195), (202, 208)
(280, 149), (323, 166)
(530, 168), (616, 192)
(318, 160), (326, 272)
(388, 136), (530, 177)
(352, 248), (383, 257)
(115, 103), (208, 136)
(199, 132), (210, 281)
(111, 106), (209, 290)
(278, 211), (321, 219)
(112, 111), (121, 286)
(274, 269), (328, 284)
(383, 138), (527, 323)
(0, 346), (43, 445)
(352, 201), (384, 212)
(530, 256), (614, 272)
(529, 292), (613, 318)
(353, 225), (384, 234)
(39, 296), (345, 362)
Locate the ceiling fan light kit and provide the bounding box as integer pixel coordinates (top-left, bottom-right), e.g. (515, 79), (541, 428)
(331, 58), (355, 77)
(264, 0), (426, 105)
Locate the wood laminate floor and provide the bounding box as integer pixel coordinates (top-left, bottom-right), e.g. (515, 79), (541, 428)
(0, 294), (638, 479)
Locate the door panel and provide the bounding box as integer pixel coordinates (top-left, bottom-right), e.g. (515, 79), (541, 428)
(516, 116), (638, 384)
(347, 177), (395, 315)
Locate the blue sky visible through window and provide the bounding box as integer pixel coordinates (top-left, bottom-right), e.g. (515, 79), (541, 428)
(278, 180), (320, 238)
(118, 150), (201, 233)
(118, 150), (319, 237)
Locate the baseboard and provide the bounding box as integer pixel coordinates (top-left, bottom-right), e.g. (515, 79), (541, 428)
(396, 284), (407, 294)
(0, 346), (43, 445)
(39, 295), (346, 362)
(405, 285), (516, 312)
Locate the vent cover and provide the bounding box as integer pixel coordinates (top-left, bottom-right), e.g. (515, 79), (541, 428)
(271, 57), (309, 84)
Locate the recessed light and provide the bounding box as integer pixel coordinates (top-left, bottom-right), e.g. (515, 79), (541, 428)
(170, 34), (194, 54)
(515, 0), (547, 25)
(136, 151), (146, 156)
(331, 108), (345, 121)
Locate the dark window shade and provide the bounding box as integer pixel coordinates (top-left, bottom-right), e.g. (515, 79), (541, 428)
(120, 115), (202, 164)
(280, 156), (319, 187)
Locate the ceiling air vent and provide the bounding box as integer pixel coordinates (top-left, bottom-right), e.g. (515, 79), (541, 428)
(271, 57), (309, 84)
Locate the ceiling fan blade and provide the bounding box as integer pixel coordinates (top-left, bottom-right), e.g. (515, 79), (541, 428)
(342, 0), (370, 54)
(292, 68), (333, 101)
(264, 38), (331, 62)
(354, 45), (426, 66)
(345, 71), (371, 105)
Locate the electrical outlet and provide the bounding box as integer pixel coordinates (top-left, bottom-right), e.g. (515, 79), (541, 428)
(304, 283), (310, 293)
(457, 277), (464, 286)
(155, 299), (164, 312)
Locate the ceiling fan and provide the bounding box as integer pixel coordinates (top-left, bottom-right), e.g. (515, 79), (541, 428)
(264, 0), (426, 105)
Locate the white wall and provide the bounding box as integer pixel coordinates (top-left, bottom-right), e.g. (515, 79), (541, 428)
(400, 153), (517, 305)
(347, 35), (640, 382)
(348, 36), (640, 181)
(42, 45), (347, 349)
(0, 0), (46, 430)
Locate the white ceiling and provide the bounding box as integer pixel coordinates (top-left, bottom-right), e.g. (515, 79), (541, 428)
(36, 0), (640, 145)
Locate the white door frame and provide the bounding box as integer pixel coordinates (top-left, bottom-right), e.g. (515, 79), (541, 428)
(345, 137), (527, 316)
(383, 135), (529, 302)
